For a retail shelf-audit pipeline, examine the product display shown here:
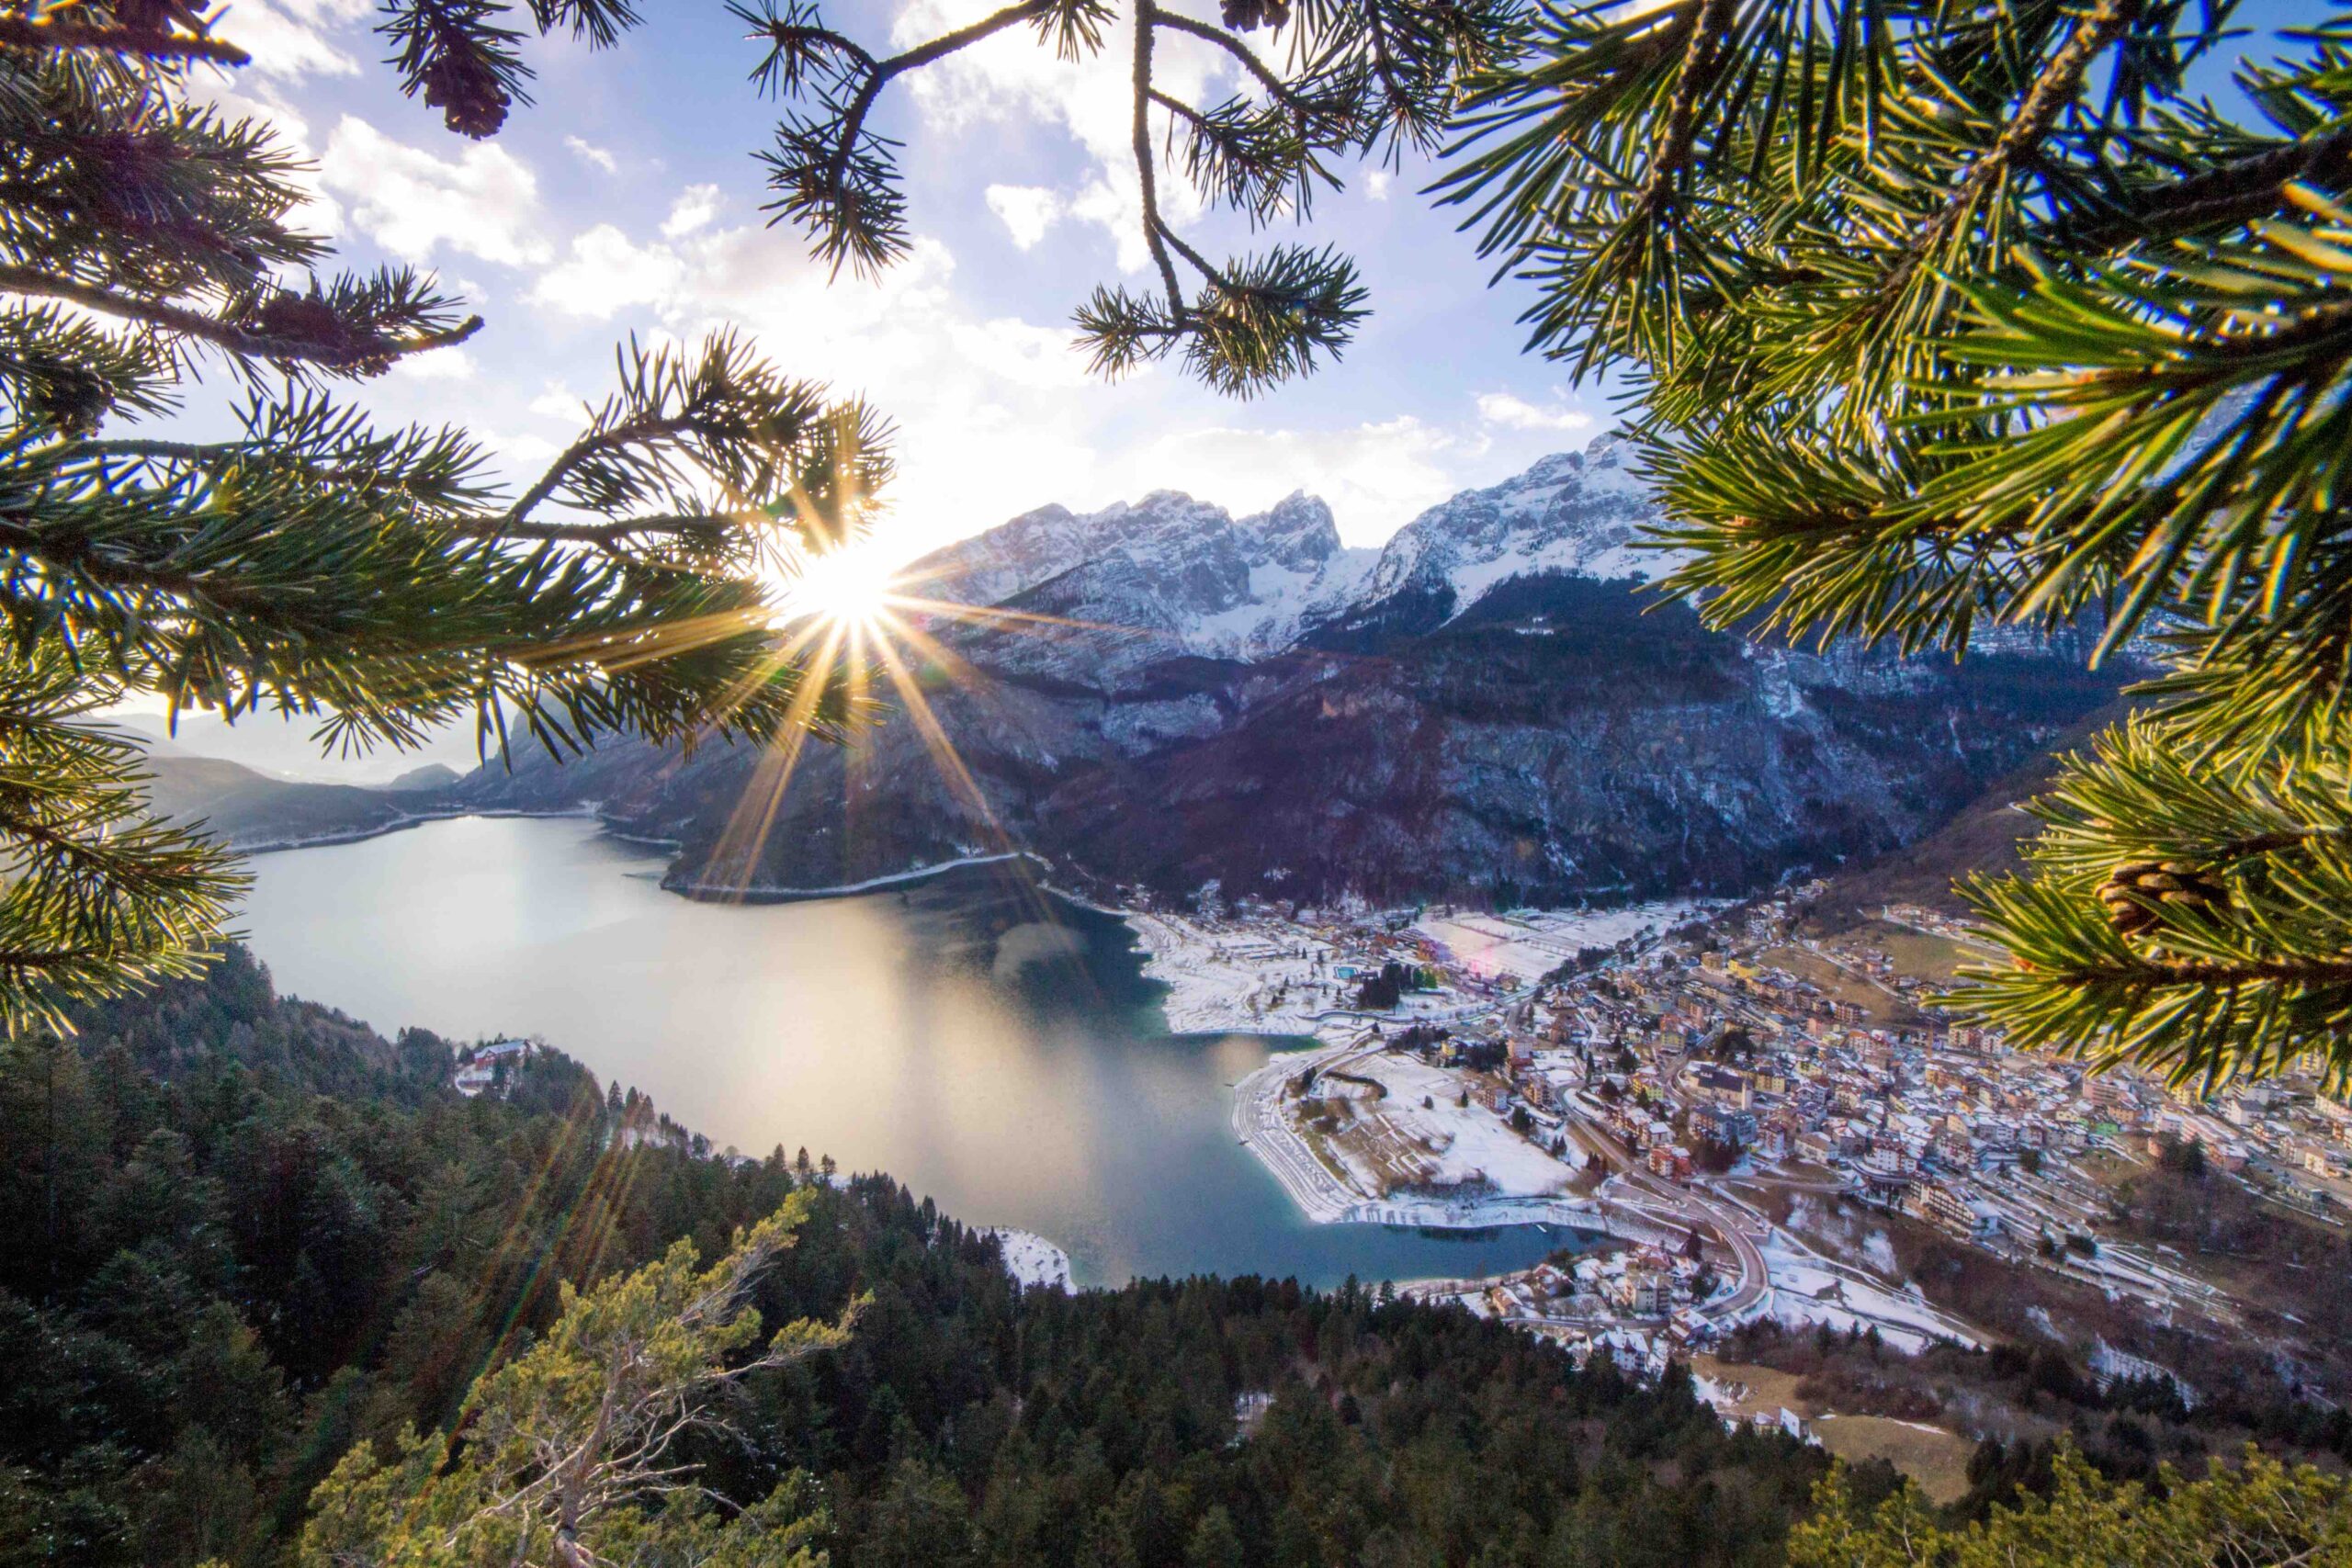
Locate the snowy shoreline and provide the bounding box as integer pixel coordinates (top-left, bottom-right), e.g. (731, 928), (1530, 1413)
(667, 852), (1038, 901)
(235, 805), (598, 856)
(989, 1228), (1074, 1292)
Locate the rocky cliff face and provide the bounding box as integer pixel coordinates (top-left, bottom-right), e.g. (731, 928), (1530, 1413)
(904, 489), (1372, 667)
(458, 440), (2127, 905)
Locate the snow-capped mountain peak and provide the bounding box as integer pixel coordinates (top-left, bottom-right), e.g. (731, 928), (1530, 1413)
(1358, 436), (1670, 618)
(899, 435), (1668, 665)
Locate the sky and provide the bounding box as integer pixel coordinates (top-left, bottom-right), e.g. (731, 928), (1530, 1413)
(183, 0), (1620, 572)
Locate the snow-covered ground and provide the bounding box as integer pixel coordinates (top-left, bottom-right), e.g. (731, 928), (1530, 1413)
(989, 1228), (1074, 1292)
(1126, 911), (1359, 1042)
(1231, 1041), (1616, 1232)
(1321, 1049), (1581, 1196)
(1747, 1231), (1983, 1354)
(1413, 901), (1714, 984)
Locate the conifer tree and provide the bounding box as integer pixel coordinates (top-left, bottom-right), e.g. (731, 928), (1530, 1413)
(297, 1194), (854, 1568)
(1435, 1), (2352, 1089)
(1790, 1444), (2352, 1566)
(0, 4), (888, 1032)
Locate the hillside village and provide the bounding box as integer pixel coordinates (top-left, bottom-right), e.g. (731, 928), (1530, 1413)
(1132, 882), (2352, 1401)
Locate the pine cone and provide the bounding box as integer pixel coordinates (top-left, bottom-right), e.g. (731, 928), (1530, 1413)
(422, 51), (513, 140)
(28, 362), (109, 437)
(1220, 0), (1292, 31)
(254, 290), (342, 342)
(2098, 860), (2228, 938)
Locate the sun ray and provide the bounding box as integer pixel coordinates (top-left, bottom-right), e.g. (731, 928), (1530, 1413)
(702, 618), (848, 897)
(886, 595), (1151, 638)
(703, 531), (1165, 941)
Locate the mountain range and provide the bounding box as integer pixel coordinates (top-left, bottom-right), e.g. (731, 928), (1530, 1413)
(453, 439), (2128, 907)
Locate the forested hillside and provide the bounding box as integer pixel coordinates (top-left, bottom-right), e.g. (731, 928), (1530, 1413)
(0, 951), (1843, 1567)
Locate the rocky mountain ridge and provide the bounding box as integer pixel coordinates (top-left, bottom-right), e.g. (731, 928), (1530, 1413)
(899, 436), (1673, 673)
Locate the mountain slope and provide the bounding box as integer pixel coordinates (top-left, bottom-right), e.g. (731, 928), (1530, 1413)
(453, 441), (2134, 903)
(456, 440), (2131, 907)
(140, 751), (458, 849)
(1805, 700), (2135, 924)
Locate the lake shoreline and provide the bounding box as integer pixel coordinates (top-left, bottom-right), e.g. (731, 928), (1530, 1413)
(664, 851), (1042, 902)
(232, 805), (598, 855)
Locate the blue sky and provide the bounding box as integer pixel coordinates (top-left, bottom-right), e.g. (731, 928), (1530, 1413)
(190, 0), (1618, 570)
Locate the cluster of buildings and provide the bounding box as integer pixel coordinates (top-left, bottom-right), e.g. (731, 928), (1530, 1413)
(1468, 898), (2352, 1255)
(1475, 1242), (1715, 1330)
(453, 1036), (532, 1096)
(1170, 884), (2346, 1338)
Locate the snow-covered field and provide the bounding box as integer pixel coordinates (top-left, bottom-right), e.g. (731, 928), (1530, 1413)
(1747, 1231), (1983, 1354)
(1126, 911), (1359, 1042)
(1231, 1041), (1611, 1234)
(989, 1228), (1074, 1292)
(1322, 1049), (1581, 1197)
(1414, 902), (1713, 983)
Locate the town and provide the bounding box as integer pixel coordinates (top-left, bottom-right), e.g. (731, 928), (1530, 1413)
(1129, 882), (2351, 1390)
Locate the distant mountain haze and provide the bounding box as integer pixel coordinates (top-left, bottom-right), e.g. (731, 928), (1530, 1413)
(454, 441), (2134, 907)
(113, 708), (488, 786)
(136, 752), (459, 850)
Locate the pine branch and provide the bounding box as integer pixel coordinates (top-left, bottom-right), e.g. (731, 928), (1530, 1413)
(0, 14), (253, 67)
(818, 0), (1047, 187)
(751, 0), (1509, 390)
(749, 0), (1049, 276)
(1133, 0), (1189, 319)
(2049, 954), (2352, 987)
(1637, 0), (1736, 223)
(503, 414), (700, 531)
(467, 512), (735, 547)
(1152, 8), (1299, 107)
(1156, 219), (1217, 280)
(1874, 0), (2148, 310)
(0, 264), (484, 374)
(2057, 124), (2352, 250)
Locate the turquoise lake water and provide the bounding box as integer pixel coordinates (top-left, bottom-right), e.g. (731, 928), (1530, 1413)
(237, 816), (1574, 1288)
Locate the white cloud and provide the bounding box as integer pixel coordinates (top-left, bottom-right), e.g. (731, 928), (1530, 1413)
(483, 429), (565, 475)
(892, 0), (1223, 271)
(529, 224), (688, 318)
(1476, 391), (1594, 434)
(391, 347), (478, 381)
(503, 176), (1526, 567)
(564, 135), (619, 174)
(529, 382), (586, 421)
(320, 117), (548, 266)
(219, 0), (372, 79)
(662, 186), (723, 239)
(946, 316), (1096, 389)
(985, 185), (1064, 250)
(1365, 170), (1393, 201)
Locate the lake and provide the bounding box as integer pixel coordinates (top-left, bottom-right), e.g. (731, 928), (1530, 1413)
(237, 816), (1574, 1288)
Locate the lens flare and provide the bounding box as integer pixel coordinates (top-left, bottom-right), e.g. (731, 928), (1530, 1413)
(781, 539), (901, 629)
(690, 535), (1156, 952)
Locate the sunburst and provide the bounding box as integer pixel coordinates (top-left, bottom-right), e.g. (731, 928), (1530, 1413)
(685, 532), (1136, 923)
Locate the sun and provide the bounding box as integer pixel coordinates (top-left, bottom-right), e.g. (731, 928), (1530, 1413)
(780, 538), (902, 628)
